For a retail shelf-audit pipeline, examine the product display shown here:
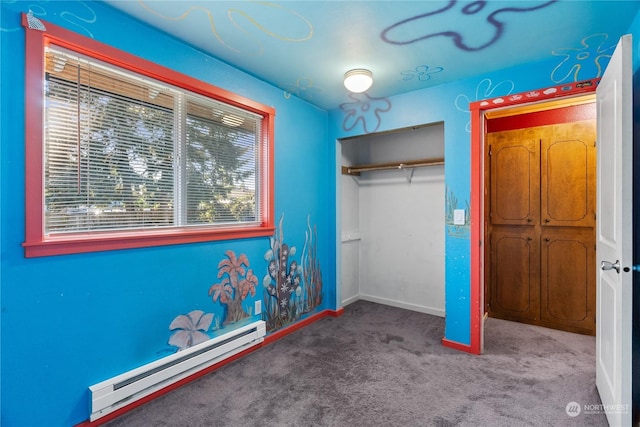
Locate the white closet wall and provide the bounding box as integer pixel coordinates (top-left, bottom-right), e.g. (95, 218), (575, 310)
(340, 124), (445, 317)
(341, 141), (361, 305)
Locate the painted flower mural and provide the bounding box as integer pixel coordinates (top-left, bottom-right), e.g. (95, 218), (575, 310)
(551, 33), (615, 83)
(262, 214), (323, 331)
(209, 250), (258, 325)
(446, 186), (470, 239)
(380, 0), (556, 51)
(340, 93), (392, 134)
(401, 65), (444, 82)
(302, 215), (323, 311)
(137, 1), (313, 56)
(455, 78), (515, 132)
(168, 310), (214, 351)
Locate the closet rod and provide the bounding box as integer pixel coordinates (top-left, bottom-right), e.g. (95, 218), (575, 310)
(342, 157), (444, 176)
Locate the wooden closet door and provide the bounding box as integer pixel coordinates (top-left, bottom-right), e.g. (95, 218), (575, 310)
(539, 121), (596, 334)
(487, 128), (541, 321)
(489, 129), (540, 226)
(540, 227), (595, 334)
(487, 120), (596, 335)
(489, 228), (540, 321)
(541, 121), (596, 228)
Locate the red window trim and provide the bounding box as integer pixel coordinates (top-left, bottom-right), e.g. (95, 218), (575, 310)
(22, 13), (275, 257)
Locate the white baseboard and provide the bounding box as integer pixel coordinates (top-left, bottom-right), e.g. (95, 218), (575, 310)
(341, 294), (360, 307)
(344, 294), (445, 318)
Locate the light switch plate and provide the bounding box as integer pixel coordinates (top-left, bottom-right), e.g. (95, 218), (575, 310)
(255, 300), (262, 315)
(454, 209), (466, 225)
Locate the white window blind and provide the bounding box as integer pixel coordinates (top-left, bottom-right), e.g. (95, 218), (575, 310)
(44, 47), (263, 236)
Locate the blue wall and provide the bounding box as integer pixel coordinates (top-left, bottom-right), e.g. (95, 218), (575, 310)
(0, 2), (330, 426)
(2, 1), (639, 426)
(328, 26), (636, 345)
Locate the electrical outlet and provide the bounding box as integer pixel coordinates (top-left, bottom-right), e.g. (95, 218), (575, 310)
(255, 300), (262, 315)
(454, 209), (466, 225)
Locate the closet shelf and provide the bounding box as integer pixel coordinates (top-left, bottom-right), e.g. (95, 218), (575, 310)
(341, 157), (444, 176)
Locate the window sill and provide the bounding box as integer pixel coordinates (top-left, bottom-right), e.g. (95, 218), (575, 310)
(22, 225), (276, 258)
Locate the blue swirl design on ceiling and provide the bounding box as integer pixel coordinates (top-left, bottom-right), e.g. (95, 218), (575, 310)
(381, 0), (557, 51)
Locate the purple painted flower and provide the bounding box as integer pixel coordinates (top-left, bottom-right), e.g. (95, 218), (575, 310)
(401, 65), (444, 82)
(168, 310), (214, 351)
(381, 0), (556, 51)
(340, 93), (392, 134)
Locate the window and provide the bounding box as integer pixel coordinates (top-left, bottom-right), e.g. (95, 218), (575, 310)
(22, 14), (274, 257)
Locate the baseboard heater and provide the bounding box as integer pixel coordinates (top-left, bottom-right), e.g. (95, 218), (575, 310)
(89, 320), (266, 421)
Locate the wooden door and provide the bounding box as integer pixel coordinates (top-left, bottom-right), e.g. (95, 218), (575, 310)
(540, 121), (596, 228)
(540, 121), (596, 334)
(540, 227), (595, 334)
(489, 128), (540, 226)
(487, 128), (540, 322)
(489, 228), (539, 321)
(487, 120), (596, 334)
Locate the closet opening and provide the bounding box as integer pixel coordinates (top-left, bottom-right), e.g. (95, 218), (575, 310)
(338, 122), (446, 317)
(483, 96), (597, 336)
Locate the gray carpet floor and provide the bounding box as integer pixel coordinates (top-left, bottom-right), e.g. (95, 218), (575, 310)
(105, 300), (606, 426)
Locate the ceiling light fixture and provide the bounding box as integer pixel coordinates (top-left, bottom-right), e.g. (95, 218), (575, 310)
(344, 68), (373, 93)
